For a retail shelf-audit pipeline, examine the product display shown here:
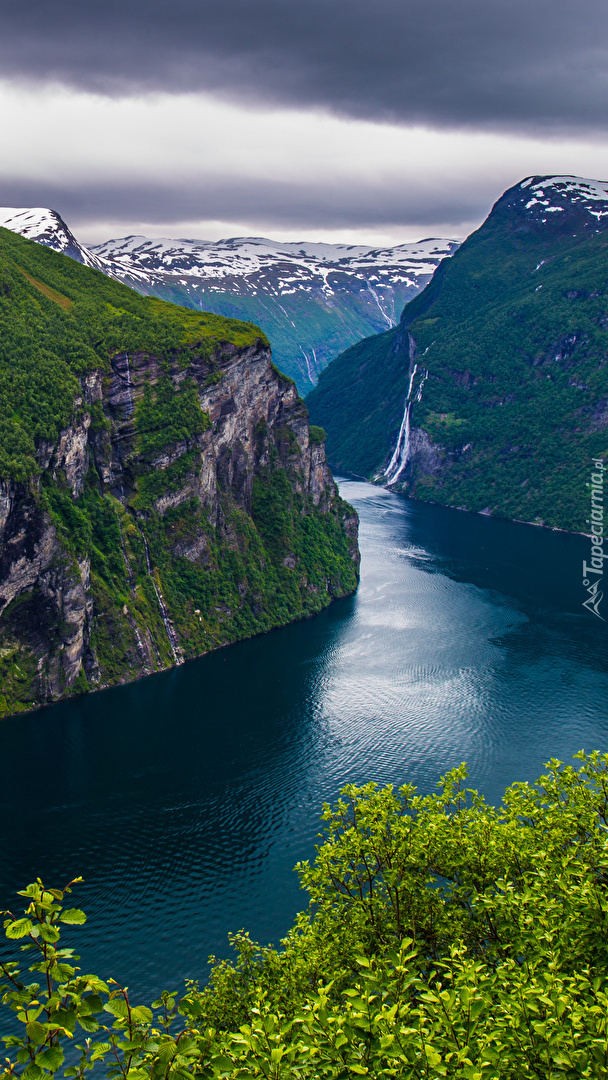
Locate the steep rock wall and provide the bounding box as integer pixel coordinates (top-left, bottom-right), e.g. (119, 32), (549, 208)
(0, 340), (359, 718)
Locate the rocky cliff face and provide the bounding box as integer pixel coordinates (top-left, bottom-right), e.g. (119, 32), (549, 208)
(0, 338), (359, 718)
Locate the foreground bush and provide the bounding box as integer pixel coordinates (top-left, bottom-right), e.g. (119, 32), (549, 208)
(3, 753), (608, 1078)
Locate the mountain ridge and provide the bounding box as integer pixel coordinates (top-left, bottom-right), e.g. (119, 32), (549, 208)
(0, 206), (458, 391)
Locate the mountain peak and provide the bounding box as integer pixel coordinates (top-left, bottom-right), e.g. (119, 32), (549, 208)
(496, 175), (608, 232)
(0, 205), (111, 272)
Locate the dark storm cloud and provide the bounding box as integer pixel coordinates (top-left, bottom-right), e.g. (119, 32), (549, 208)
(2, 0), (608, 135)
(0, 174), (490, 236)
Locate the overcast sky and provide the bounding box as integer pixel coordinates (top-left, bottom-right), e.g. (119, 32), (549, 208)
(2, 0), (608, 245)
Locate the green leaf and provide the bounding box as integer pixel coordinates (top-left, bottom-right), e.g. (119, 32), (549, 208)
(90, 1042), (112, 1061)
(25, 1021), (47, 1045)
(154, 1042), (177, 1063)
(131, 1006), (153, 1023)
(36, 1046), (64, 1071)
(23, 1065), (44, 1080)
(424, 1045), (442, 1067)
(81, 994), (104, 1015)
(38, 924), (60, 944)
(59, 910), (87, 925)
(77, 1015), (99, 1033)
(18, 1007), (43, 1024)
(50, 1009), (76, 1035)
(6, 919), (34, 939)
(104, 999), (129, 1019)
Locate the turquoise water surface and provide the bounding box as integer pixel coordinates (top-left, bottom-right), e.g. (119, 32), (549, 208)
(0, 479), (606, 999)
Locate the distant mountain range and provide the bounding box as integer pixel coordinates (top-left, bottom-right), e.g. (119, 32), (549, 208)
(307, 175), (608, 532)
(0, 206), (458, 392)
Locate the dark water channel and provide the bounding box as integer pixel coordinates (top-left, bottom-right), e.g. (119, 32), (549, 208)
(0, 479), (606, 1000)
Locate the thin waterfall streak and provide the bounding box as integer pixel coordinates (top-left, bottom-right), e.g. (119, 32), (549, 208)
(124, 353), (134, 418)
(387, 406), (412, 486)
(384, 365), (428, 487)
(384, 399), (409, 478)
(140, 530), (183, 665)
(367, 283), (393, 327)
(300, 345), (314, 384)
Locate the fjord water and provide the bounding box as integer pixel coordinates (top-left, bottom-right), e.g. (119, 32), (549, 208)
(0, 479), (606, 999)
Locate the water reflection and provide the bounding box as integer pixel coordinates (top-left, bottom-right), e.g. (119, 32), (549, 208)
(0, 480), (606, 1000)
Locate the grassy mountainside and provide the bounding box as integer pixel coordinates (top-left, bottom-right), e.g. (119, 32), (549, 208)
(307, 178), (608, 531)
(0, 228), (359, 718)
(0, 227), (263, 480)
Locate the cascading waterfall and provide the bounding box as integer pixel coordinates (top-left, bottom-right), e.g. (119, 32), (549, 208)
(383, 364), (428, 486)
(123, 353), (134, 418)
(300, 346), (314, 385)
(140, 531), (183, 665)
(367, 282), (393, 327)
(112, 355), (134, 502)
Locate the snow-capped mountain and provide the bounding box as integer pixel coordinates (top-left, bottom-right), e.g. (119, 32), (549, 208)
(0, 206), (150, 285)
(91, 233), (457, 291)
(520, 175), (608, 218)
(307, 173), (608, 531)
(500, 175), (608, 231)
(0, 206), (458, 390)
(0, 206), (107, 273)
(90, 235), (459, 389)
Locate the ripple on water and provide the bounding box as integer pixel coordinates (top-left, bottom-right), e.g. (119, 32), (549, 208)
(0, 479), (606, 1001)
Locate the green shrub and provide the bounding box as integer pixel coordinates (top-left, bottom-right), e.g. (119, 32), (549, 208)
(308, 425), (326, 445)
(135, 378), (210, 455)
(4, 754), (608, 1078)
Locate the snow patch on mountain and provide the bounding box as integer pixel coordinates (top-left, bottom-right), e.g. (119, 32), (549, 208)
(0, 206), (106, 270)
(91, 234), (459, 295)
(0, 205), (459, 390)
(519, 176), (608, 221)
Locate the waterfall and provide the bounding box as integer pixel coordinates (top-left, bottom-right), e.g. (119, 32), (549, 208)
(384, 364), (428, 487)
(300, 346), (314, 385)
(140, 531), (184, 665)
(367, 282), (393, 327)
(124, 354), (134, 418)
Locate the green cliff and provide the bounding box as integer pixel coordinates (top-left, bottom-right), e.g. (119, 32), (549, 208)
(0, 228), (359, 718)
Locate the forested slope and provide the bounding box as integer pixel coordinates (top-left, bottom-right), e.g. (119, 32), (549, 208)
(308, 176), (608, 531)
